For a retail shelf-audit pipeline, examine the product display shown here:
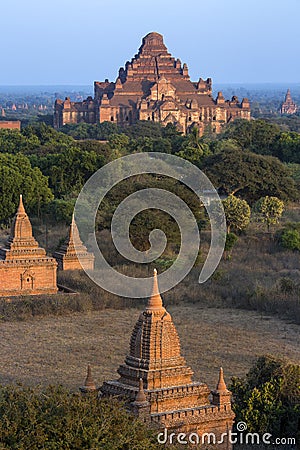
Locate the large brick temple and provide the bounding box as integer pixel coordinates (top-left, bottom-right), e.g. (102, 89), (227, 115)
(0, 195), (57, 297)
(98, 269), (235, 448)
(54, 32), (250, 134)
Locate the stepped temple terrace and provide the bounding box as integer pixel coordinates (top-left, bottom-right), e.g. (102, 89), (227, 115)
(97, 269), (235, 449)
(0, 196), (57, 297)
(53, 215), (94, 271)
(54, 32), (251, 135)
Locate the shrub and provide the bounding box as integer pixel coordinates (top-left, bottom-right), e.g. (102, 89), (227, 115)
(0, 385), (158, 449)
(230, 356), (300, 442)
(280, 229), (300, 251)
(224, 232), (238, 260)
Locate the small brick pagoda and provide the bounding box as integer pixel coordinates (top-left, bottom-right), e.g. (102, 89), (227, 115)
(54, 32), (250, 135)
(100, 269), (235, 448)
(280, 88), (298, 115)
(0, 195), (57, 297)
(53, 215), (94, 271)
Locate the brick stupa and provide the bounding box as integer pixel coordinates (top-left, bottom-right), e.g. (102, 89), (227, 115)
(53, 215), (94, 271)
(0, 195), (57, 296)
(100, 269), (235, 449)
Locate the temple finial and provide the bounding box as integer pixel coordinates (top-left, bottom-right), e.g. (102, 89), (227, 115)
(69, 213), (75, 239)
(80, 365), (96, 393)
(146, 268), (164, 310)
(135, 378), (147, 403)
(17, 194), (26, 215)
(216, 367), (228, 392)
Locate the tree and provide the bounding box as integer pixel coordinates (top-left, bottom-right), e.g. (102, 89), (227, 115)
(222, 194), (251, 233)
(280, 229), (300, 251)
(0, 129), (40, 154)
(122, 120), (163, 139)
(108, 133), (130, 151)
(175, 127), (211, 166)
(230, 356), (300, 439)
(203, 148), (298, 204)
(223, 118), (281, 155)
(273, 131), (300, 163)
(61, 121), (118, 140)
(254, 196), (284, 231)
(29, 146), (104, 198)
(0, 385), (158, 449)
(0, 153), (53, 222)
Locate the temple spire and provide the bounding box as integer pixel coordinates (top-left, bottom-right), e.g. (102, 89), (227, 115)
(17, 194), (26, 215)
(80, 365), (96, 394)
(216, 367), (228, 392)
(135, 378), (147, 403)
(146, 268), (164, 310)
(53, 213), (94, 271)
(9, 195), (35, 242)
(69, 213), (77, 242)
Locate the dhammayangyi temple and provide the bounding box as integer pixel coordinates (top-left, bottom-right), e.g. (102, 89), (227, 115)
(54, 32), (250, 135)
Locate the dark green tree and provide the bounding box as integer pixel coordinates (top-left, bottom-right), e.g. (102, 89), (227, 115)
(0, 385), (158, 449)
(203, 148), (298, 204)
(230, 356), (300, 439)
(0, 153), (53, 222)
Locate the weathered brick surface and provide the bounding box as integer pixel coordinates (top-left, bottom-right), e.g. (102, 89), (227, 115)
(0, 121), (21, 130)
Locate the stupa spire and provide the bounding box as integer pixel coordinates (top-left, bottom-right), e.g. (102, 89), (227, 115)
(216, 367), (228, 392)
(17, 194), (26, 215)
(135, 378), (147, 403)
(69, 213), (77, 242)
(9, 195), (35, 242)
(146, 268), (164, 310)
(53, 213), (94, 271)
(80, 365), (96, 394)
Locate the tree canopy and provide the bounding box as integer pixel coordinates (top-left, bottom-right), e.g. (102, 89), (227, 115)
(222, 195), (251, 233)
(0, 153), (53, 222)
(0, 385), (158, 450)
(230, 356), (300, 440)
(203, 148), (298, 204)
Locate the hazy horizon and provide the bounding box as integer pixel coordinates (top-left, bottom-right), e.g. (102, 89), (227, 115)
(1, 0), (300, 85)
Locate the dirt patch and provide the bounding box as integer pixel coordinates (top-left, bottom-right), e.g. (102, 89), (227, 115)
(0, 305), (299, 391)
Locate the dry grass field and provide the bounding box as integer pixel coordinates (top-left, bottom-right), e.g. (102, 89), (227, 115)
(0, 305), (299, 391)
(0, 207), (299, 396)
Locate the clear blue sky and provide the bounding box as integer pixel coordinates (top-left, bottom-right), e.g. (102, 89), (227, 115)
(1, 0), (300, 85)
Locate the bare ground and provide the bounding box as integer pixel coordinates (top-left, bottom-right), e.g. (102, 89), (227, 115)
(0, 305), (299, 391)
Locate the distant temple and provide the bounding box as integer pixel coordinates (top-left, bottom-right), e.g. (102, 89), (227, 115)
(54, 32), (250, 135)
(98, 269), (235, 448)
(53, 215), (94, 271)
(0, 196), (57, 297)
(0, 120), (21, 131)
(280, 89), (298, 115)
